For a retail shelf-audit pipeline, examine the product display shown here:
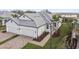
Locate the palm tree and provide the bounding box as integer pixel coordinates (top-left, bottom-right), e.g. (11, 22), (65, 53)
(52, 14), (60, 21)
(12, 10), (24, 16)
(11, 14), (18, 18)
(65, 31), (78, 49)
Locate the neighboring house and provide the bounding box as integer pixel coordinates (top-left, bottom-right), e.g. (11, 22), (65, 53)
(1, 17), (12, 26)
(6, 11), (62, 39)
(53, 13), (78, 19)
(0, 12), (15, 26)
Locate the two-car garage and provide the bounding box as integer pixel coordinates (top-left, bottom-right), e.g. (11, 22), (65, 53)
(6, 25), (37, 38)
(6, 20), (37, 38)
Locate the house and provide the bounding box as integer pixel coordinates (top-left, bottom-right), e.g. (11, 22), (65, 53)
(54, 13), (78, 19)
(6, 10), (62, 40)
(60, 13), (77, 18)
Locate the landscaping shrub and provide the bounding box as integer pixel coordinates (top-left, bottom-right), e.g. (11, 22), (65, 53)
(2, 30), (6, 33)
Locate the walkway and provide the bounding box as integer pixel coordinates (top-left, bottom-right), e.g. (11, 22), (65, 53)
(27, 34), (50, 47)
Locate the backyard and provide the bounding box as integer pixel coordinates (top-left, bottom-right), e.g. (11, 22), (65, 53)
(23, 20), (73, 49)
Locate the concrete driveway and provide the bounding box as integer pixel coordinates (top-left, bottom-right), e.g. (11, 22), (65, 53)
(0, 35), (33, 49)
(0, 30), (51, 49)
(0, 32), (16, 42)
(0, 34), (50, 49)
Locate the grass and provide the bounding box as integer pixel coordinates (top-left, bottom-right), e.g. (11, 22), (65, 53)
(0, 26), (6, 31)
(22, 39), (51, 49)
(51, 23), (72, 48)
(0, 21), (6, 31)
(22, 43), (42, 49)
(0, 21), (19, 45)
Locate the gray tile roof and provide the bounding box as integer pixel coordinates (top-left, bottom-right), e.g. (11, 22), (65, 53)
(25, 13), (46, 27)
(9, 11), (52, 28)
(11, 18), (37, 27)
(39, 12), (51, 23)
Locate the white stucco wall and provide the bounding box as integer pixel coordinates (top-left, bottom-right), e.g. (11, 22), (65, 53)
(45, 24), (51, 32)
(6, 20), (38, 38)
(37, 25), (46, 36)
(6, 20), (20, 34)
(6, 20), (18, 26)
(56, 21), (62, 29)
(6, 20), (49, 38)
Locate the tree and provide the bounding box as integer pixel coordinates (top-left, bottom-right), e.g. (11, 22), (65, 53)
(25, 10), (36, 13)
(65, 32), (78, 49)
(11, 14), (18, 18)
(12, 10), (24, 16)
(52, 15), (60, 21)
(44, 9), (52, 14)
(0, 17), (4, 19)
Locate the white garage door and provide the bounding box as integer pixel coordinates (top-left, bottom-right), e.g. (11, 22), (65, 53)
(20, 27), (35, 38)
(7, 26), (20, 34)
(7, 26), (36, 38)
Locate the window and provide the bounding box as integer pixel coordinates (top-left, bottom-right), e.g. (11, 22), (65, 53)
(46, 24), (49, 29)
(53, 22), (56, 27)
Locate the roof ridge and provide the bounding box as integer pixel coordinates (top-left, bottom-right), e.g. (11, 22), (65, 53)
(39, 12), (50, 23)
(6, 18), (37, 28)
(25, 15), (37, 27)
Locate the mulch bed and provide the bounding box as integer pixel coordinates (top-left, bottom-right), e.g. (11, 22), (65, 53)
(52, 29), (60, 37)
(33, 32), (49, 42)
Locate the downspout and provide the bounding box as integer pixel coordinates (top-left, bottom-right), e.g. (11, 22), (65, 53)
(37, 27), (38, 39)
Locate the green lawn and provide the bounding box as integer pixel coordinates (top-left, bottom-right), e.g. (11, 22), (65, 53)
(50, 22), (73, 49)
(22, 21), (73, 49)
(0, 26), (6, 31)
(0, 21), (6, 31)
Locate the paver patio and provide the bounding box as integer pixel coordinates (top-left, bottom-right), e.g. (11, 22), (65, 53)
(0, 32), (16, 42)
